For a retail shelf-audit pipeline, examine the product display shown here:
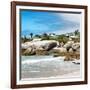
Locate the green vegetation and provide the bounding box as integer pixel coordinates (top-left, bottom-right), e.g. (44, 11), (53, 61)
(21, 30), (80, 43)
(41, 33), (50, 40)
(34, 34), (41, 38)
(21, 36), (32, 43)
(56, 35), (69, 44)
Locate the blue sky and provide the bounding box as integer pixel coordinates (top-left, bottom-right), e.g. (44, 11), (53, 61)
(20, 10), (81, 36)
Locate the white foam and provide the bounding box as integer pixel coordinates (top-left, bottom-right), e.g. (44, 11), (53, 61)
(22, 56), (65, 64)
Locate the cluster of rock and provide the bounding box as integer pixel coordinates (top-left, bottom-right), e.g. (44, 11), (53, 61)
(21, 40), (59, 55)
(21, 40), (80, 61)
(52, 41), (80, 53)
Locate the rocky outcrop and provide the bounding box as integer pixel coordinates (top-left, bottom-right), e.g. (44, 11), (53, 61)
(53, 42), (80, 53)
(22, 40), (58, 55)
(64, 52), (80, 61)
(21, 40), (80, 58)
(72, 60), (80, 64)
(63, 41), (80, 52)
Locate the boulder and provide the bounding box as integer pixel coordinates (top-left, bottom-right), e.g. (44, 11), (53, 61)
(64, 41), (74, 48)
(21, 40), (59, 55)
(36, 49), (48, 55)
(72, 60), (80, 65)
(53, 47), (67, 53)
(23, 47), (36, 55)
(21, 43), (29, 49)
(22, 40), (58, 51)
(64, 55), (74, 61)
(21, 42), (33, 49)
(69, 48), (73, 53)
(44, 42), (57, 51)
(64, 41), (74, 51)
(72, 43), (80, 51)
(59, 47), (67, 53)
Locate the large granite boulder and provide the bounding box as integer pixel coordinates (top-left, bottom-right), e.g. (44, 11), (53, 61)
(22, 40), (58, 50)
(22, 40), (59, 55)
(44, 42), (57, 51)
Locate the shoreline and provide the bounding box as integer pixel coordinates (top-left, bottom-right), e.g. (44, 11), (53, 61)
(21, 55), (80, 79)
(22, 56), (65, 64)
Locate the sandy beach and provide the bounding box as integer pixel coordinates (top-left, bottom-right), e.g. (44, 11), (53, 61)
(21, 56), (80, 79)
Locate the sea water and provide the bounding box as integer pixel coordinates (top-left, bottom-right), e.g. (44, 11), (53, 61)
(21, 55), (80, 79)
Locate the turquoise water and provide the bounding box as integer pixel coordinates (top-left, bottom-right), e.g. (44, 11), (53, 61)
(21, 56), (80, 79)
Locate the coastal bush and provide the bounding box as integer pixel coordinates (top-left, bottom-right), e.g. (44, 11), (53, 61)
(56, 35), (69, 44)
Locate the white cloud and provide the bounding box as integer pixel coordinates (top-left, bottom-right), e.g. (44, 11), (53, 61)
(59, 13), (81, 23)
(49, 27), (79, 35)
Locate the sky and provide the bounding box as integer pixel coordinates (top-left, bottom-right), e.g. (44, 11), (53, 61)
(20, 10), (81, 36)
